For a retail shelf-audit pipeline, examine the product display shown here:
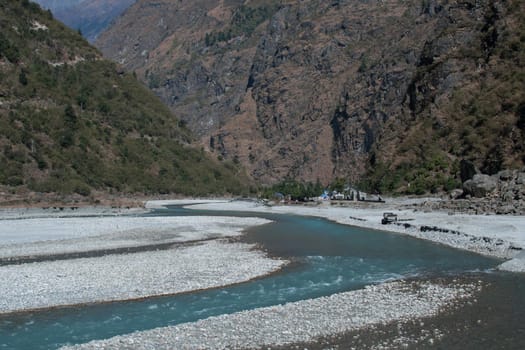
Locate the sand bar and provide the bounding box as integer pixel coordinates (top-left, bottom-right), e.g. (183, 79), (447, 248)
(0, 240), (285, 314)
(0, 215), (271, 259)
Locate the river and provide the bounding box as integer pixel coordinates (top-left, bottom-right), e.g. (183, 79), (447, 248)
(0, 206), (522, 349)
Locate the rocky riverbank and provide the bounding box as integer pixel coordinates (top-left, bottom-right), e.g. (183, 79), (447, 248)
(0, 187), (149, 210)
(411, 177), (525, 215)
(402, 197), (525, 216)
(436, 167), (525, 216)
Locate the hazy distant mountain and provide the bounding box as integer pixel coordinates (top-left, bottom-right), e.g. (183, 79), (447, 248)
(33, 0), (136, 42)
(33, 0), (84, 11)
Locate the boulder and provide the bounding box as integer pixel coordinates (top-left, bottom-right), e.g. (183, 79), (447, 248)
(517, 173), (525, 185)
(497, 169), (515, 181)
(463, 174), (498, 198)
(496, 205), (516, 215)
(502, 191), (514, 202)
(449, 188), (463, 199)
(460, 159), (479, 183)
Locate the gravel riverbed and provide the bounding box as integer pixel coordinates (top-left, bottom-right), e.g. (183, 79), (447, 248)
(0, 216), (271, 259)
(0, 214), (284, 314)
(0, 200), (516, 349)
(0, 240), (286, 314)
(61, 280), (481, 350)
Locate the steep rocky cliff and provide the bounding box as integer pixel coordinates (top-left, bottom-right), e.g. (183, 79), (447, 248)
(96, 0), (525, 192)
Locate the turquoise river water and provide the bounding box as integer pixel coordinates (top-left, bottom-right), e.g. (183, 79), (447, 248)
(0, 206), (517, 349)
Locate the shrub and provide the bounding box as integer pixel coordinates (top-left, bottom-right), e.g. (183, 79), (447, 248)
(19, 70), (28, 85)
(6, 176), (23, 186)
(73, 181), (91, 196)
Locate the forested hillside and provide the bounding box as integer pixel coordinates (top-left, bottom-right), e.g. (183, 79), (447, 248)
(0, 0), (251, 199)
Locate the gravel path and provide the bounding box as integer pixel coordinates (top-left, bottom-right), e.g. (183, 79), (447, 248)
(61, 280), (481, 350)
(0, 240), (286, 314)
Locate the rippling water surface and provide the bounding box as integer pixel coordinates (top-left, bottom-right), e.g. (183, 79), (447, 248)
(0, 206), (507, 349)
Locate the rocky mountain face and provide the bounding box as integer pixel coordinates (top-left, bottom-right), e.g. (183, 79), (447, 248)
(33, 0), (136, 42)
(96, 0), (525, 192)
(0, 0), (250, 197)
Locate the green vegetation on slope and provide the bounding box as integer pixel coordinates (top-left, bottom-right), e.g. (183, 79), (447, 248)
(0, 0), (251, 197)
(260, 178), (325, 201)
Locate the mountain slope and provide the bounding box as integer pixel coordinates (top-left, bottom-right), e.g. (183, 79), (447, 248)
(96, 0), (525, 193)
(0, 0), (250, 198)
(32, 0), (136, 42)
